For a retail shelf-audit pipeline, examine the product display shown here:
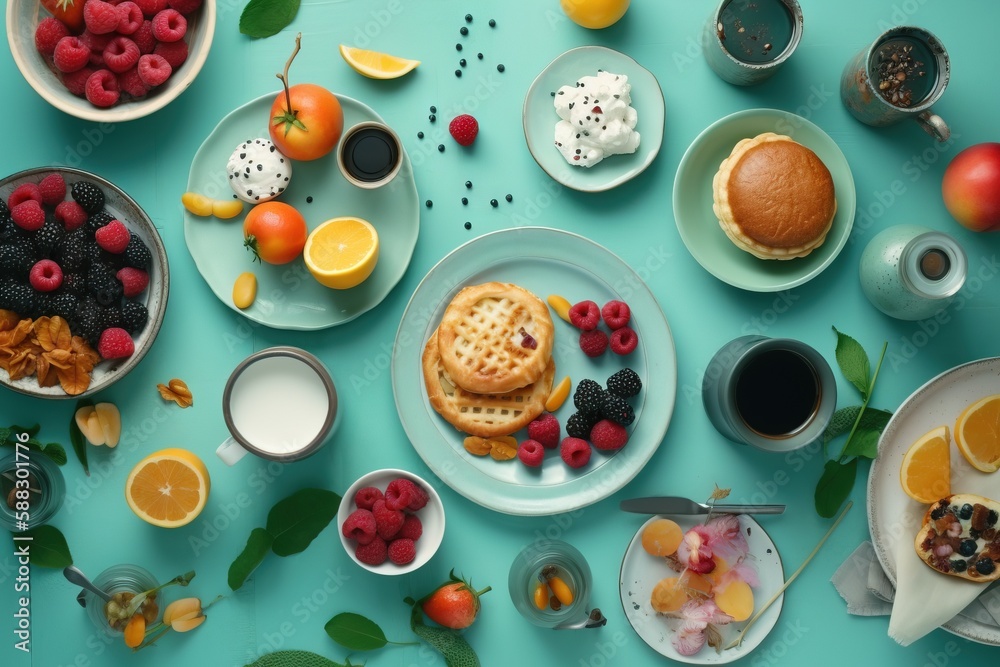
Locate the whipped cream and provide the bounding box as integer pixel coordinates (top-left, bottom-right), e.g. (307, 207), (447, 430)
(227, 138), (292, 203)
(553, 70), (640, 168)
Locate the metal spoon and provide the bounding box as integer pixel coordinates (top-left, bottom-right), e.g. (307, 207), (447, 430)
(554, 608), (607, 630)
(64, 565), (112, 604)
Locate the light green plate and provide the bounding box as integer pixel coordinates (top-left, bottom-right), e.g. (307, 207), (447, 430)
(391, 227), (677, 516)
(523, 46), (665, 192)
(184, 93), (419, 330)
(673, 109), (856, 292)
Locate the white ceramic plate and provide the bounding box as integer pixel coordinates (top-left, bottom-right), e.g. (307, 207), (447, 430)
(868, 357), (1000, 644)
(619, 514), (784, 664)
(522, 46), (665, 192)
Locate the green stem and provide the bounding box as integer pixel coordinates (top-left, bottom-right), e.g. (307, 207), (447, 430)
(124, 571), (196, 618)
(836, 342), (888, 463)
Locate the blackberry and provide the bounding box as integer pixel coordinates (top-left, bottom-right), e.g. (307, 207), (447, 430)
(606, 368), (642, 398)
(123, 233), (151, 269)
(0, 198), (8, 217)
(74, 298), (103, 346)
(0, 242), (34, 278)
(56, 229), (90, 272)
(98, 306), (123, 331)
(61, 272), (86, 296)
(33, 219), (65, 257)
(71, 181), (105, 214)
(85, 210), (115, 236)
(30, 293), (51, 320)
(573, 378), (605, 414)
(120, 299), (148, 335)
(601, 393), (635, 426)
(87, 263), (122, 307)
(0, 280), (36, 316)
(566, 411), (599, 439)
(48, 292), (80, 322)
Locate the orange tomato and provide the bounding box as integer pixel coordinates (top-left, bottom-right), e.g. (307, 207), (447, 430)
(269, 84), (344, 161)
(242, 202), (308, 265)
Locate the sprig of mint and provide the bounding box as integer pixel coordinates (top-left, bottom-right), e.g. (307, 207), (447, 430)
(325, 612), (418, 651)
(228, 488), (340, 590)
(0, 424), (67, 467)
(239, 0), (301, 39)
(814, 328), (890, 517)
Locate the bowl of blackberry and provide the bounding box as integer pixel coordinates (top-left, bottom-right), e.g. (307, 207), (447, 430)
(0, 167), (168, 398)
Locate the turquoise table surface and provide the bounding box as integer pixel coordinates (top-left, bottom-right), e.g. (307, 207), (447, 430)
(3, 1), (1000, 665)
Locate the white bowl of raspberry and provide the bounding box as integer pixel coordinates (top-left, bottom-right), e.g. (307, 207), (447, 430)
(338, 468), (446, 575)
(0, 166), (169, 399)
(7, 0), (215, 122)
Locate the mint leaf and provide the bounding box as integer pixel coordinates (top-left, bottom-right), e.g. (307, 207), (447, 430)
(265, 488), (340, 557)
(815, 458), (858, 518)
(842, 428), (881, 460)
(409, 603), (480, 667)
(833, 328), (871, 399)
(859, 407), (893, 434)
(244, 650), (349, 667)
(228, 527), (274, 591)
(68, 401), (90, 475)
(325, 612), (389, 651)
(41, 443), (68, 466)
(239, 0), (301, 39)
(823, 406), (862, 443)
(14, 525), (72, 568)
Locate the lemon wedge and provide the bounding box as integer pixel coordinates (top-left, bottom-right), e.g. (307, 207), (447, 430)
(339, 44), (420, 79)
(304, 217), (379, 289)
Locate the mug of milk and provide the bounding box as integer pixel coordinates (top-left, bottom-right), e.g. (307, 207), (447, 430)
(217, 347), (339, 465)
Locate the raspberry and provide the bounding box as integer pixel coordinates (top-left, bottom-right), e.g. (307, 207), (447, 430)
(151, 8), (187, 42)
(566, 411), (599, 439)
(97, 327), (135, 359)
(167, 0), (202, 14)
(590, 419), (628, 451)
(8, 183), (42, 208)
(398, 514), (423, 541)
(353, 486), (383, 510)
(53, 36), (91, 73)
(135, 0), (168, 17)
(372, 499), (405, 540)
(117, 1), (144, 34)
(103, 37), (140, 73)
(384, 478), (416, 511)
(35, 17), (70, 56)
(406, 481), (429, 511)
(84, 0), (123, 34)
(11, 201), (46, 232)
(448, 114), (479, 146)
(601, 393), (635, 426)
(341, 508), (377, 544)
(137, 53), (172, 86)
(153, 39), (188, 68)
(606, 368), (642, 398)
(601, 300), (631, 329)
(62, 67), (97, 96)
(579, 328), (608, 357)
(132, 20), (156, 53)
(387, 538), (416, 565)
(354, 536), (387, 566)
(29, 260), (64, 292)
(568, 300), (600, 331)
(80, 30), (113, 56)
(573, 379), (605, 413)
(527, 413), (560, 449)
(116, 267), (148, 297)
(117, 66), (149, 98)
(95, 219), (130, 253)
(517, 439), (545, 467)
(560, 437), (592, 469)
(609, 326), (638, 355)
(38, 174), (67, 207)
(85, 69), (120, 108)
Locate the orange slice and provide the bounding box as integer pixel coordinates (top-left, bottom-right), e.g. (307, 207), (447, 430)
(303, 217), (379, 289)
(900, 425), (951, 503)
(125, 448), (210, 528)
(955, 394), (1000, 472)
(338, 45), (419, 79)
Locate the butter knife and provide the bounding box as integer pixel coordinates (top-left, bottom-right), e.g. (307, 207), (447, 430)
(620, 496), (785, 515)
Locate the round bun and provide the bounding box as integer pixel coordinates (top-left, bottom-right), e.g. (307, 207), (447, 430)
(712, 133), (836, 260)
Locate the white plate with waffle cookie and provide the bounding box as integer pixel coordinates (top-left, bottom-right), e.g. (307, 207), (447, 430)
(391, 227), (676, 516)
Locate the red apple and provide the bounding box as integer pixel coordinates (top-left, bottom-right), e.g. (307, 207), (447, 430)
(942, 142), (1000, 231)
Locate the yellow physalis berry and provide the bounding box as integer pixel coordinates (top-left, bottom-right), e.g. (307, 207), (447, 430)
(547, 294), (572, 323)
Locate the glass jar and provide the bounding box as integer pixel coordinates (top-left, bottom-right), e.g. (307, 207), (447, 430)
(508, 539), (594, 628)
(0, 448), (66, 532)
(83, 564), (160, 635)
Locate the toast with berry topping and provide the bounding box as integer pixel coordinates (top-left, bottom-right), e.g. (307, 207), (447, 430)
(915, 494), (1000, 582)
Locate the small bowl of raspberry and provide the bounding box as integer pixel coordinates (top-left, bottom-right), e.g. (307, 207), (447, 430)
(0, 166), (169, 399)
(7, 0), (216, 122)
(338, 468), (446, 575)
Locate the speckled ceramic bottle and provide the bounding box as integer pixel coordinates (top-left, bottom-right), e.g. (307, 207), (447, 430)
(859, 225), (966, 320)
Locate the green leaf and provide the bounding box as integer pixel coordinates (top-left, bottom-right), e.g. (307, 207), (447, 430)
(244, 650), (348, 667)
(68, 401), (90, 476)
(10, 424), (40, 438)
(41, 443), (68, 466)
(325, 612), (388, 651)
(842, 428), (881, 460)
(858, 407), (893, 434)
(0, 427), (11, 445)
(823, 406), (862, 443)
(14, 525), (73, 568)
(228, 527), (274, 591)
(265, 488), (341, 557)
(815, 458), (858, 518)
(409, 604), (480, 667)
(833, 327), (871, 399)
(239, 0), (301, 39)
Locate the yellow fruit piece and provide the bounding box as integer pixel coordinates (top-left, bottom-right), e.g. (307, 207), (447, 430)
(547, 295), (572, 323)
(714, 579), (754, 622)
(94, 402), (121, 448)
(74, 405), (102, 445)
(232, 272), (257, 309)
(560, 0), (630, 29)
(548, 575), (574, 606)
(125, 448), (210, 528)
(489, 441), (518, 461)
(545, 376), (571, 412)
(304, 217), (379, 289)
(123, 613), (145, 648)
(533, 582), (549, 610)
(900, 424), (952, 502)
(463, 436), (492, 456)
(641, 518), (683, 557)
(181, 192), (213, 216)
(339, 44), (420, 79)
(489, 436), (518, 448)
(212, 199), (244, 219)
(650, 577), (686, 613)
(955, 394), (1000, 472)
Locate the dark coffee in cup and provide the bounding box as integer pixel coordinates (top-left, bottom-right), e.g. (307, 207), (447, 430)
(733, 348), (820, 437)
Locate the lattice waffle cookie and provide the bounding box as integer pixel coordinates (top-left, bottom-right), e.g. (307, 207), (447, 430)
(436, 282), (554, 395)
(423, 328), (555, 438)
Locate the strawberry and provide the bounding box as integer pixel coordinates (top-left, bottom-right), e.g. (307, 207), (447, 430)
(41, 0), (86, 33)
(419, 569), (491, 629)
(448, 114), (479, 146)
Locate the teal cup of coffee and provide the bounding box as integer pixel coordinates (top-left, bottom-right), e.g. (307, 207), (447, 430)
(701, 336), (836, 452)
(703, 0), (804, 86)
